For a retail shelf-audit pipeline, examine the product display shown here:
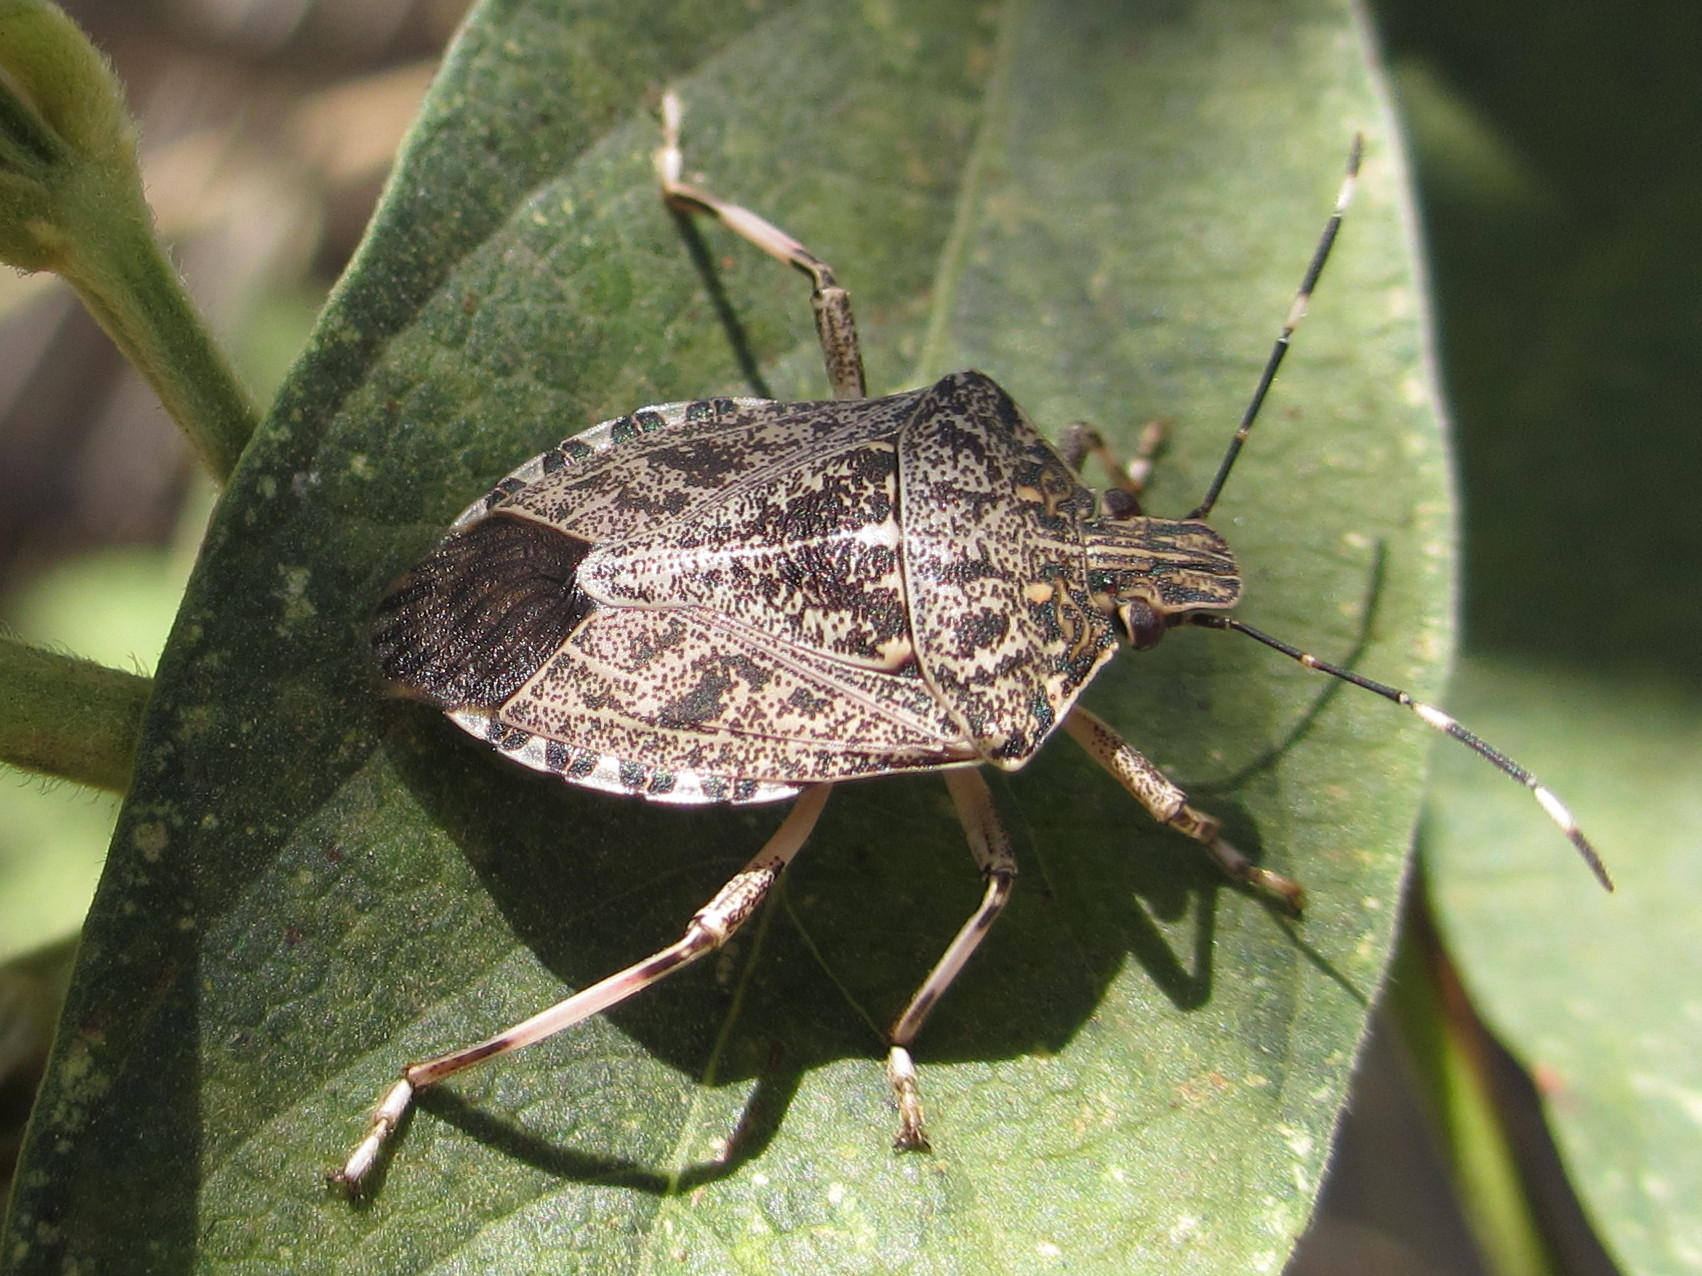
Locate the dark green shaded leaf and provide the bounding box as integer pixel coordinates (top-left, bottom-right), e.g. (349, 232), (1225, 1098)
(1377, 15), (1702, 1268)
(1427, 662), (1702, 1276)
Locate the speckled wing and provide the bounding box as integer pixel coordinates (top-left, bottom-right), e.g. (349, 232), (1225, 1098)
(486, 393), (926, 544)
(426, 389), (988, 803)
(493, 605), (975, 799)
(897, 371), (1120, 764)
(581, 435), (913, 671)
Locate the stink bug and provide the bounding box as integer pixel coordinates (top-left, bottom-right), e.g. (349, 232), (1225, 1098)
(333, 94), (1610, 1192)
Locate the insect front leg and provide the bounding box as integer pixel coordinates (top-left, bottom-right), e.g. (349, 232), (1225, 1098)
(1062, 706), (1305, 910)
(884, 767), (1019, 1151)
(1059, 419), (1166, 517)
(656, 91), (866, 400)
(331, 783), (833, 1194)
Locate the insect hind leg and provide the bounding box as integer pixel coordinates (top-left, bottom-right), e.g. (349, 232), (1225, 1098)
(884, 767), (1019, 1151)
(657, 91), (866, 400)
(331, 784), (834, 1194)
(1063, 706), (1305, 910)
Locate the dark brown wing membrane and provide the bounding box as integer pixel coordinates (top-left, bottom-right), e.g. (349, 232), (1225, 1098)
(374, 512), (596, 710)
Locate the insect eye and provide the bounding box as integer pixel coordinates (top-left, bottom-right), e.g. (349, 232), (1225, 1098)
(1118, 598), (1166, 650)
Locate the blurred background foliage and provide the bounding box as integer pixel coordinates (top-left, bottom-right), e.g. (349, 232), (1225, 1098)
(0, 0), (464, 969)
(0, 0), (1696, 1272)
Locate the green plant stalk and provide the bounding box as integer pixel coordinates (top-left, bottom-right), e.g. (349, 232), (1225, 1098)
(50, 188), (256, 480)
(1389, 878), (1557, 1276)
(0, 0), (256, 479)
(0, 633), (150, 793)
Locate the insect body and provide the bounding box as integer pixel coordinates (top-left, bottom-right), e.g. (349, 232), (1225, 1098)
(373, 373), (1239, 803)
(333, 95), (1607, 1192)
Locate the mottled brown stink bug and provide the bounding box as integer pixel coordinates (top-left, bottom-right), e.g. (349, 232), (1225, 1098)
(333, 95), (1610, 1191)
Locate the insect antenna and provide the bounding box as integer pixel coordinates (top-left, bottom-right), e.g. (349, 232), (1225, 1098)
(1188, 135), (1363, 521)
(1191, 614), (1613, 892)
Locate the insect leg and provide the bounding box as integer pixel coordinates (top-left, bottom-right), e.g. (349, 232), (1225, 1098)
(884, 767), (1018, 1151)
(1059, 419), (1167, 518)
(656, 91), (866, 400)
(331, 783), (834, 1194)
(1062, 706), (1305, 910)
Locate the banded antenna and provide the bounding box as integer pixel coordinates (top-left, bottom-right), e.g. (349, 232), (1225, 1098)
(1183, 135), (1610, 891)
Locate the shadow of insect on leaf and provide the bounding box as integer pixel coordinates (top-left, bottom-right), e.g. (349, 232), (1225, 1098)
(408, 1044), (804, 1194)
(1203, 541), (1389, 798)
(668, 204), (776, 402)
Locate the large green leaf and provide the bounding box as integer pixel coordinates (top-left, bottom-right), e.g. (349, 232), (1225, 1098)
(5, 0), (1441, 1270)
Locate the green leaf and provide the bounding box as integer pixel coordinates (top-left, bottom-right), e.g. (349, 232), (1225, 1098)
(4, 0), (1441, 1270)
(0, 936), (78, 1207)
(1426, 662), (1702, 1275)
(1383, 23), (1702, 1271)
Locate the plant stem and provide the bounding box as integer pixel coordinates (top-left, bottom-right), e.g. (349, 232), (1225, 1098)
(0, 634), (151, 794)
(57, 193), (257, 480)
(0, 0), (258, 479)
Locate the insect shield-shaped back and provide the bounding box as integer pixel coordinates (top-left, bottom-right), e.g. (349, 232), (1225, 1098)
(373, 370), (1237, 801)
